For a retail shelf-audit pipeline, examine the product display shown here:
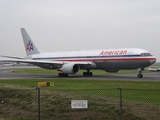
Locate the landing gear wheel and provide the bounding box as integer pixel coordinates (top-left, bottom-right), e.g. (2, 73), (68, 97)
(58, 73), (68, 77)
(137, 68), (144, 78)
(89, 72), (93, 76)
(58, 73), (62, 77)
(83, 72), (93, 76)
(83, 72), (87, 76)
(137, 73), (143, 78)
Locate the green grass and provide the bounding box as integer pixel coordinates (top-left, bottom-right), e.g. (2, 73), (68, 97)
(0, 79), (160, 106)
(1, 67), (160, 119)
(1, 79), (160, 119)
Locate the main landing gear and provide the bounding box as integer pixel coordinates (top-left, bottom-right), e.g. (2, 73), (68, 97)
(83, 69), (93, 76)
(137, 68), (143, 78)
(58, 72), (68, 77)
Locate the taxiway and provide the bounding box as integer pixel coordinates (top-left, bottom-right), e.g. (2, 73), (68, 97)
(0, 67), (160, 81)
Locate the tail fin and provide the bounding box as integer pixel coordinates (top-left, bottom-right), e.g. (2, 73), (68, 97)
(20, 28), (40, 56)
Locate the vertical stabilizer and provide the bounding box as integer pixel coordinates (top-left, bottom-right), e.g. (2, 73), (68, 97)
(21, 28), (40, 56)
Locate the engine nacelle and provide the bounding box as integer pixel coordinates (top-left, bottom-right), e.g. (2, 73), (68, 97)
(60, 64), (80, 74)
(105, 70), (119, 73)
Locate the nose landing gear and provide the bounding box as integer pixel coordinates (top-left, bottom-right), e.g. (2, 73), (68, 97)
(137, 68), (143, 78)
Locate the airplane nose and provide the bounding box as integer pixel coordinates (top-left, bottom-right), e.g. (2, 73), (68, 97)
(150, 57), (156, 64)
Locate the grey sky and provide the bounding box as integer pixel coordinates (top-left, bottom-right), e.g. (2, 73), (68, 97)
(1, 0), (160, 61)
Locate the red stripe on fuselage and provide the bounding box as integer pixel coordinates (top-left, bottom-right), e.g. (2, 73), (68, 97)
(54, 57), (156, 62)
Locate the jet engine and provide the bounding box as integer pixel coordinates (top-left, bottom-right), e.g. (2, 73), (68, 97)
(60, 63), (80, 74)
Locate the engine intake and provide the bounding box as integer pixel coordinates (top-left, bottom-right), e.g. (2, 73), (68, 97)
(60, 63), (80, 74)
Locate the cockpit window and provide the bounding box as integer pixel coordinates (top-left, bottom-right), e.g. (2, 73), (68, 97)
(141, 53), (152, 56)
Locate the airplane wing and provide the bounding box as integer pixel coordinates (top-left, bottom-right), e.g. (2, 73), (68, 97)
(0, 55), (23, 59)
(0, 57), (63, 66)
(0, 56), (94, 69)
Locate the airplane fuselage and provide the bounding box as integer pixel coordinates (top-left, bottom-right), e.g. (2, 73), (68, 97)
(29, 48), (156, 71)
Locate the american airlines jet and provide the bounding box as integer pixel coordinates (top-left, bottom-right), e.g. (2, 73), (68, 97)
(1, 28), (156, 78)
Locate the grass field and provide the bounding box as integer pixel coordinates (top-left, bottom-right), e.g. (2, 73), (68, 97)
(0, 79), (160, 105)
(0, 67), (160, 119)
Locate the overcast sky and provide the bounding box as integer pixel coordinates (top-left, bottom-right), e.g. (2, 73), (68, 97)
(0, 0), (160, 61)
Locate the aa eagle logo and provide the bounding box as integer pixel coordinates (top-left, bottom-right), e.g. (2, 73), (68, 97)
(26, 41), (34, 51)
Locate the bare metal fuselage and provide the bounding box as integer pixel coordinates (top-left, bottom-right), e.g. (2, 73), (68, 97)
(32, 49), (156, 71)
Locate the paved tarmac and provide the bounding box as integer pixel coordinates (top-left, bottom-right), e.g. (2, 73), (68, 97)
(0, 66), (160, 81)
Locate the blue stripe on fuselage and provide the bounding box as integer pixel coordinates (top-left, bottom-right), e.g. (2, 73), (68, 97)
(32, 54), (145, 60)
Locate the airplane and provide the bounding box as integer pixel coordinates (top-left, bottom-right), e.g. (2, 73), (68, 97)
(147, 67), (160, 72)
(0, 28), (156, 78)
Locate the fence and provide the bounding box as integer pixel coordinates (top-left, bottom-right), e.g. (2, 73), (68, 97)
(0, 85), (160, 120)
